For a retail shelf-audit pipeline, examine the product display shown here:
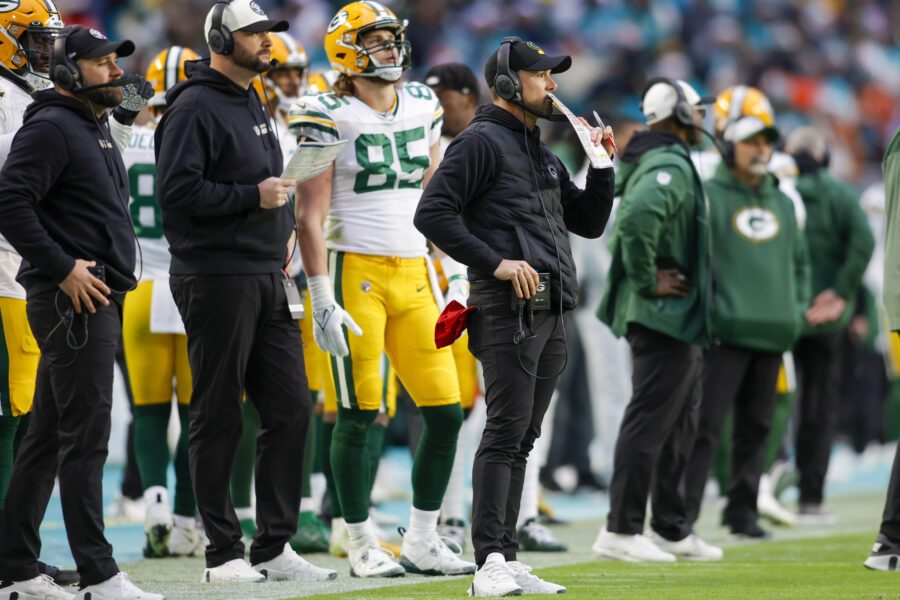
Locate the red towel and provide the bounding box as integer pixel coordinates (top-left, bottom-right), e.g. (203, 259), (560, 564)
(434, 300), (476, 348)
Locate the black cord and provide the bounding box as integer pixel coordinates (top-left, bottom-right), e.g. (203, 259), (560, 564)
(514, 106), (567, 381)
(42, 290), (90, 351)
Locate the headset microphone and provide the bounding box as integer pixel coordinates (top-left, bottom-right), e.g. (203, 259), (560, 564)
(73, 73), (142, 94)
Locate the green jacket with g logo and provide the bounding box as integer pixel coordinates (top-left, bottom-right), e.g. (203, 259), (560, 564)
(706, 162), (811, 353)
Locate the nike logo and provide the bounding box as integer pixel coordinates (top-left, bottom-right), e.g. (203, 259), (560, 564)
(416, 285), (427, 292)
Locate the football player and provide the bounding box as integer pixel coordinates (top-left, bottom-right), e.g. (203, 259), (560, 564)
(289, 1), (474, 578)
(121, 45), (204, 560)
(0, 1), (77, 590)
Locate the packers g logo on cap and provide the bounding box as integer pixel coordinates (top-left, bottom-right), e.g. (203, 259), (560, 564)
(733, 207), (780, 242)
(249, 1), (265, 16)
(526, 41), (545, 55)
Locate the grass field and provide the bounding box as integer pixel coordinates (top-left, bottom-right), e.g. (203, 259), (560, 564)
(108, 490), (897, 599)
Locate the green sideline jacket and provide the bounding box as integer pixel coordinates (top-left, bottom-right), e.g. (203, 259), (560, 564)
(706, 162), (810, 353)
(883, 128), (900, 330)
(795, 170), (874, 335)
(598, 132), (711, 346)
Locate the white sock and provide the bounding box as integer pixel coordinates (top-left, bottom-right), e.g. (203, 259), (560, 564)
(235, 506), (255, 521)
(440, 428), (466, 522)
(346, 518), (374, 548)
(173, 514), (195, 529)
(516, 447), (540, 529)
(299, 497), (315, 513)
(407, 506), (439, 541)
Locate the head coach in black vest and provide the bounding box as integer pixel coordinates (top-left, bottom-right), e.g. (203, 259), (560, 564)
(414, 37), (615, 595)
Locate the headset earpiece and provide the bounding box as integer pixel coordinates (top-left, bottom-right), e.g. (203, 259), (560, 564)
(208, 0), (234, 56)
(494, 36), (522, 104)
(50, 32), (81, 91)
(640, 76), (693, 128)
(723, 141), (735, 167)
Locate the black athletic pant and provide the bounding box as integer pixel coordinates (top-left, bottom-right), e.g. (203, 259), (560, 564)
(467, 285), (565, 566)
(171, 273), (312, 568)
(879, 442), (900, 542)
(794, 332), (843, 505)
(114, 338), (143, 501)
(0, 291), (121, 586)
(684, 345), (780, 531)
(606, 325), (701, 541)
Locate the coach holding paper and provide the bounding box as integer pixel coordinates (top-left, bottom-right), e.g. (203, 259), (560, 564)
(415, 37), (614, 596)
(155, 0), (335, 584)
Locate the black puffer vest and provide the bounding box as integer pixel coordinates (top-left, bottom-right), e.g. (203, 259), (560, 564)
(461, 105), (578, 310)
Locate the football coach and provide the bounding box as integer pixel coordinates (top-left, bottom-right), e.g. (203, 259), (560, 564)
(155, 0), (335, 584)
(414, 37), (615, 596)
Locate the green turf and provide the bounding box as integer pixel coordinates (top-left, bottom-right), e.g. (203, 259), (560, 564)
(294, 532), (897, 599)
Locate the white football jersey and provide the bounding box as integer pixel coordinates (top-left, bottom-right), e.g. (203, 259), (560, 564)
(692, 148), (806, 230)
(288, 82), (443, 257)
(123, 124), (170, 280)
(0, 80), (34, 299)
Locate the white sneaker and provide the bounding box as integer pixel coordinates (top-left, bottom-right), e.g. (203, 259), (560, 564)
(168, 516), (204, 557)
(329, 517), (350, 558)
(506, 561), (565, 594)
(348, 540), (405, 578)
(74, 572), (163, 600)
(142, 487), (173, 559)
(758, 475), (796, 526)
(106, 495), (146, 524)
(0, 574), (74, 599)
(437, 518), (467, 552)
(591, 527), (676, 562)
(400, 530), (476, 576)
(201, 558), (265, 583)
(648, 531), (723, 561)
(468, 553), (522, 597)
(252, 543), (337, 582)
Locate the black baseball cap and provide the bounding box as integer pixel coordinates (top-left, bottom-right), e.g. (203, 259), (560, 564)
(60, 25), (135, 60)
(424, 63), (480, 101)
(484, 39), (571, 88)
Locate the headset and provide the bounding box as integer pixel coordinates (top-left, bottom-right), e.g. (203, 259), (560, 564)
(493, 36), (523, 105)
(640, 76), (694, 128)
(208, 0), (235, 55)
(51, 31), (81, 91)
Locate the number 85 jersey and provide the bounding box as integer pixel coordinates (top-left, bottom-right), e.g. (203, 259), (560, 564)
(288, 82), (444, 258)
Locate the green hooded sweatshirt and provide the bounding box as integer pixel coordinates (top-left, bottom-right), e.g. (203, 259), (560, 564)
(882, 128), (900, 330)
(795, 169), (874, 335)
(598, 131), (711, 345)
(706, 162), (810, 353)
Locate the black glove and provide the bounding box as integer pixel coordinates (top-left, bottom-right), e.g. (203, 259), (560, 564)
(112, 76), (155, 126)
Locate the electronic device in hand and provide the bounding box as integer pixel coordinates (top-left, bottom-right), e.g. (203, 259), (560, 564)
(511, 272), (551, 312)
(88, 264), (106, 282)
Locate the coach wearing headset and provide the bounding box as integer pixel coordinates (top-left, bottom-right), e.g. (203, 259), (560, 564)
(0, 25), (166, 599)
(415, 38), (614, 596)
(155, 0), (335, 585)
(592, 78), (721, 563)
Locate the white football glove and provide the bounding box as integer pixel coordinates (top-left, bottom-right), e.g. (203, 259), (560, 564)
(307, 275), (363, 357)
(445, 276), (469, 307)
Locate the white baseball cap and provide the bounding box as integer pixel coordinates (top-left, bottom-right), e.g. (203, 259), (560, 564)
(641, 79), (707, 125)
(204, 0), (289, 40)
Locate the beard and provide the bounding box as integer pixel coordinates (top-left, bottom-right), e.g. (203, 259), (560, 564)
(522, 95), (554, 119)
(234, 43), (270, 74)
(82, 85), (123, 108)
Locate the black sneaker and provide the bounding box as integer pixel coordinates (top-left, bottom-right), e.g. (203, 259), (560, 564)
(517, 517), (567, 552)
(729, 522), (771, 541)
(38, 560), (80, 586)
(864, 533), (900, 570)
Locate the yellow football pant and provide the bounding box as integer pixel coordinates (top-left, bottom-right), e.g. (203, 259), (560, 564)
(328, 251), (460, 412)
(0, 297), (38, 417)
(122, 281), (191, 406)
